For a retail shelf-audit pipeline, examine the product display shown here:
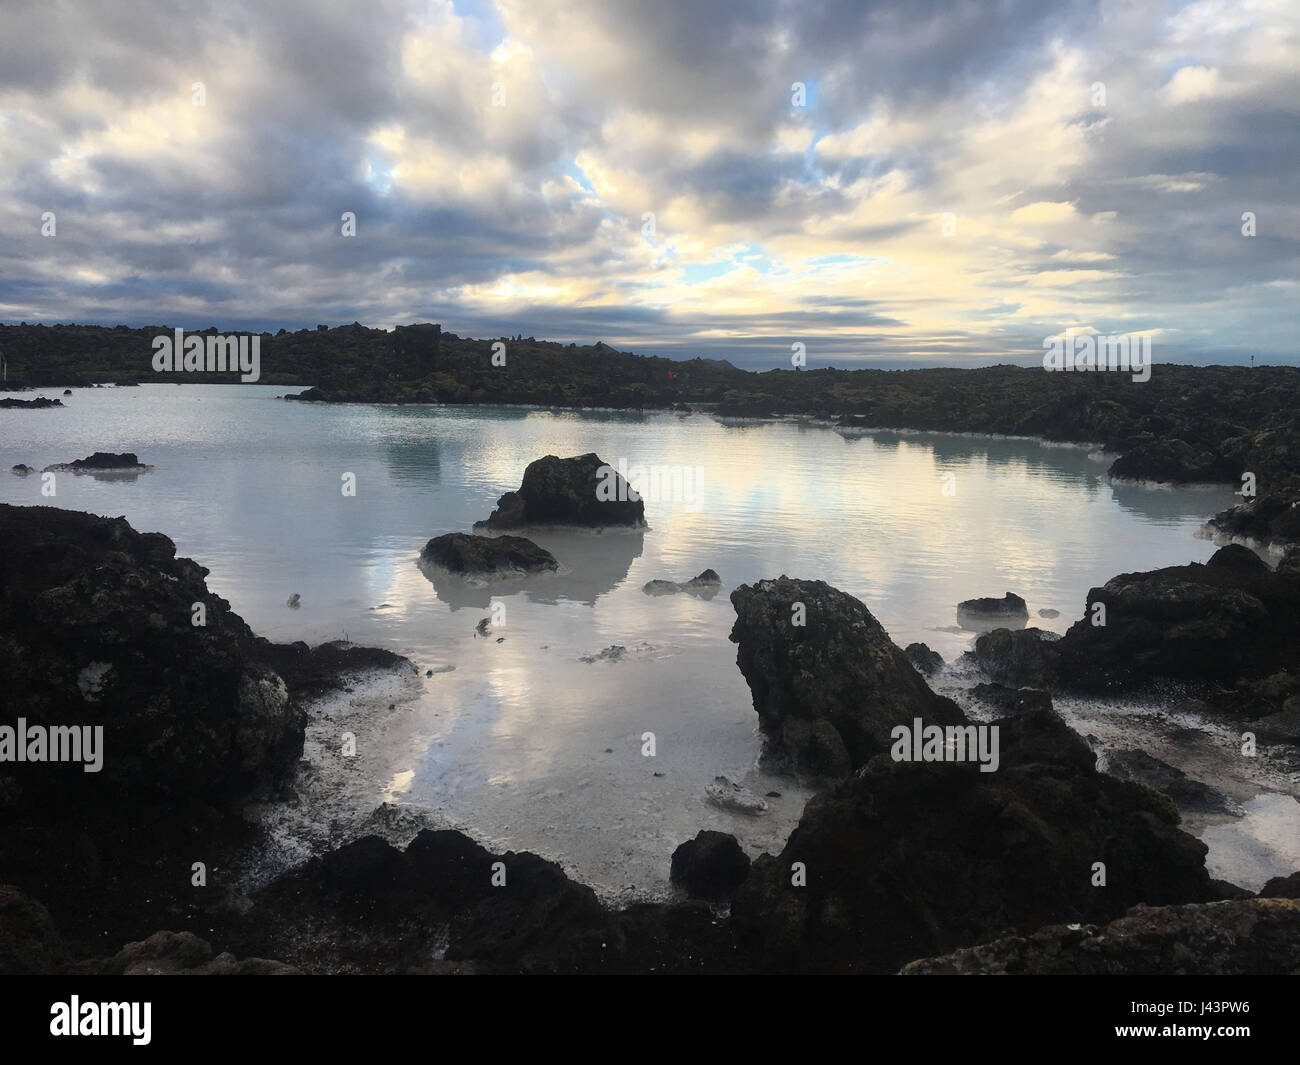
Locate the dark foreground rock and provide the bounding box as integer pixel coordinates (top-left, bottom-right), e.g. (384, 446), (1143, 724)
(729, 576), (966, 776)
(247, 830), (737, 974)
(729, 707), (1213, 972)
(670, 831), (751, 900)
(0, 885), (66, 975)
(0, 884), (295, 975)
(474, 453), (645, 530)
(420, 532), (558, 576)
(958, 592), (1028, 617)
(0, 505), (414, 965)
(967, 627), (1061, 687)
(42, 451), (149, 472)
(83, 931), (298, 976)
(0, 504), (303, 805)
(904, 642), (944, 675)
(1257, 871), (1300, 898)
(901, 898), (1300, 974)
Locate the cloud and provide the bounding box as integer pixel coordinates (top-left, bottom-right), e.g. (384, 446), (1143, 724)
(0, 0), (1295, 366)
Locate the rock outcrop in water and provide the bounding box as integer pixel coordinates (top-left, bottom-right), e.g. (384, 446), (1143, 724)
(729, 707), (1214, 972)
(42, 452), (150, 472)
(729, 576), (967, 775)
(901, 897), (1300, 974)
(1210, 486), (1300, 546)
(958, 592), (1028, 617)
(1052, 544), (1300, 693)
(420, 532), (558, 577)
(474, 453), (645, 531)
(0, 396), (62, 408)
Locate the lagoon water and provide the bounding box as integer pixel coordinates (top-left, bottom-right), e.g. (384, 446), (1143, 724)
(4, 384), (1296, 897)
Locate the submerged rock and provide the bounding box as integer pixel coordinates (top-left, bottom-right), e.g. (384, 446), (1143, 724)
(420, 532), (558, 577)
(474, 453), (645, 530)
(730, 707), (1214, 972)
(1102, 749), (1241, 816)
(958, 592), (1029, 617)
(901, 898), (1300, 975)
(968, 682), (1054, 716)
(670, 831), (751, 900)
(729, 576), (966, 776)
(642, 569), (722, 597)
(705, 775), (769, 814)
(580, 645), (626, 664)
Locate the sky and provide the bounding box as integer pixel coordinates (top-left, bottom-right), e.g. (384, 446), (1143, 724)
(0, 0), (1296, 369)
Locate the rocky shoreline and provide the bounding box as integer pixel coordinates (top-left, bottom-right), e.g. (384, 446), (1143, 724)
(3, 500), (1297, 974)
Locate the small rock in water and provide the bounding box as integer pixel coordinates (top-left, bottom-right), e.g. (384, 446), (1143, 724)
(580, 645), (627, 664)
(958, 592), (1029, 617)
(705, 775), (768, 814)
(286, 593), (301, 609)
(495, 637), (504, 643)
(475, 617), (491, 636)
(642, 569), (723, 598)
(1037, 607), (1060, 618)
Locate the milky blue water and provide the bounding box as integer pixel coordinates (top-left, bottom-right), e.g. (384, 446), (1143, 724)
(3, 384), (1295, 896)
